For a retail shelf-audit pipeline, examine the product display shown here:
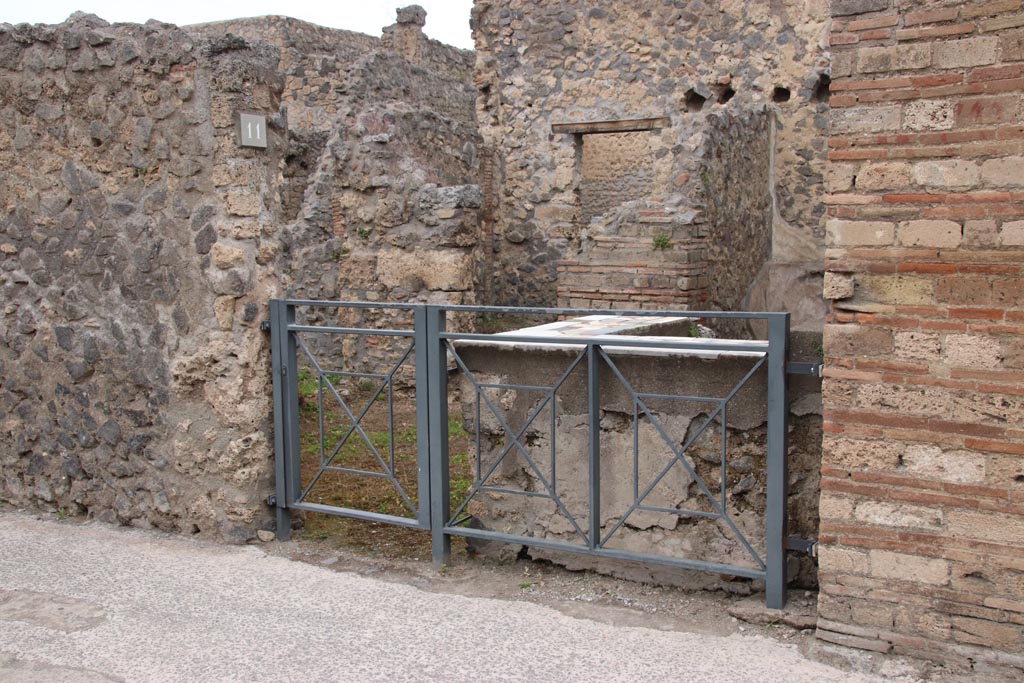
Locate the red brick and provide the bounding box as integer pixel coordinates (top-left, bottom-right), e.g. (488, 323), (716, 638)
(966, 323), (1024, 334)
(880, 373), (977, 391)
(819, 483), (987, 516)
(897, 23), (976, 41)
(856, 88), (922, 104)
(883, 193), (942, 204)
(831, 94), (859, 108)
(858, 315), (923, 329)
(977, 381), (1024, 396)
(875, 429), (962, 450)
(904, 7), (959, 26)
(827, 409), (1008, 439)
(823, 367), (886, 382)
(922, 205), (988, 219)
(832, 32), (861, 45)
(951, 308), (1007, 321)
(848, 470), (945, 491)
(853, 358), (932, 374)
(920, 320), (969, 331)
(893, 305), (948, 318)
(918, 129), (999, 146)
(829, 149), (891, 161)
(963, 438), (1024, 456)
(861, 28), (895, 41)
(958, 264), (1021, 275)
(888, 141), (1024, 161)
(896, 262), (959, 274)
(845, 248), (941, 261)
(818, 521), (903, 541)
(950, 367), (1024, 381)
(832, 77), (915, 91)
(980, 77), (1024, 96)
(946, 191), (1014, 204)
(941, 482), (1011, 500)
(968, 64), (1024, 83)
(848, 14), (900, 31)
(910, 74), (965, 88)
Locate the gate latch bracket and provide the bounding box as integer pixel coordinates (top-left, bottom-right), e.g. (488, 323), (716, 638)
(787, 536), (818, 557)
(787, 362), (823, 378)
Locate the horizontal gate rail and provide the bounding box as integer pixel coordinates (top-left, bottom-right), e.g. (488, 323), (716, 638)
(270, 300), (792, 608)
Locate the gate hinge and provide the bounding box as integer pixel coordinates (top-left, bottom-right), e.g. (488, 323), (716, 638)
(266, 494), (277, 507)
(787, 536), (818, 557)
(260, 320), (272, 333)
(787, 362), (823, 378)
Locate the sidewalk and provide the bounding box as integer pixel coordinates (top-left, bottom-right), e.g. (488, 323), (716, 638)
(0, 513), (909, 683)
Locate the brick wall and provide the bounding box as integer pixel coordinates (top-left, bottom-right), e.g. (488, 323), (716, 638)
(820, 0), (1024, 672)
(556, 208), (709, 310)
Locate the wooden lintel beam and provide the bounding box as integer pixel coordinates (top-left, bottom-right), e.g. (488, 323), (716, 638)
(551, 117), (671, 135)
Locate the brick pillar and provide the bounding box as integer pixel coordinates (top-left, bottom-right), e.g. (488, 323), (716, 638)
(819, 0), (1024, 671)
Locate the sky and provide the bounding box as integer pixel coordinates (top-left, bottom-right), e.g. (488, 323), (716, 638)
(2, 1), (476, 49)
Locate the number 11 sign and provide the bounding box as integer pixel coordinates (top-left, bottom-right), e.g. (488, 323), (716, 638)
(238, 113), (268, 148)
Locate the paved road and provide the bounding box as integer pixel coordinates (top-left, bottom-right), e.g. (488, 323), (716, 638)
(0, 513), (901, 683)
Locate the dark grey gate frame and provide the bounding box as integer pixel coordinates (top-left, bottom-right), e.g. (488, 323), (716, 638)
(269, 300), (794, 609)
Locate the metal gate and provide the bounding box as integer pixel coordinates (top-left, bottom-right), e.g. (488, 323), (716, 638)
(269, 300), (798, 608)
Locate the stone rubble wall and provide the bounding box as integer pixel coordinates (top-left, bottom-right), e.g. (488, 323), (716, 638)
(271, 16), (482, 359)
(701, 110), (774, 336)
(0, 14), (287, 540)
(578, 131), (659, 221)
(819, 0), (1024, 673)
(471, 0), (831, 314)
(188, 16), (381, 135)
(0, 8), (481, 539)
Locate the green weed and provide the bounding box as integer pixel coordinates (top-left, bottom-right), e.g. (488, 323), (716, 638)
(297, 368), (319, 400)
(448, 418), (468, 439)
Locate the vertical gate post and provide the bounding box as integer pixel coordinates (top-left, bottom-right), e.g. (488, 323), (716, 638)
(413, 306), (432, 528)
(765, 313), (791, 609)
(426, 305), (451, 568)
(587, 344), (601, 549)
(270, 300), (291, 540)
(282, 302), (303, 512)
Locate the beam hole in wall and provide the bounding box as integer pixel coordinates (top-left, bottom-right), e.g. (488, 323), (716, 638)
(772, 86), (791, 103)
(714, 85), (735, 105)
(812, 73), (831, 103)
(684, 88), (707, 113)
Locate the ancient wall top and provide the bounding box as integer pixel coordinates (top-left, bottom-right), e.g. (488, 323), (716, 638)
(396, 5), (428, 27)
